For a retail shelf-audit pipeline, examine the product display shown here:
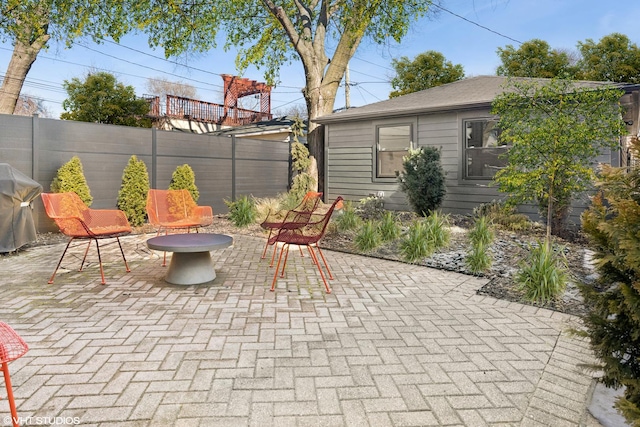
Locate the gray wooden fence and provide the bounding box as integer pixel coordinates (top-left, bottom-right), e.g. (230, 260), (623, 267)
(0, 114), (291, 232)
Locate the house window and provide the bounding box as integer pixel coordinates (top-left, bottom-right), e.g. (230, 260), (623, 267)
(464, 119), (508, 179)
(377, 124), (412, 178)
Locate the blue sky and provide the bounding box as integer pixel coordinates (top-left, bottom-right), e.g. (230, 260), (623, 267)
(1, 0), (639, 119)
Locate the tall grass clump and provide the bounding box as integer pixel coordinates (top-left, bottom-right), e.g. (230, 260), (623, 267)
(335, 200), (361, 232)
(465, 216), (494, 274)
(354, 220), (381, 252)
(225, 195), (256, 228)
(516, 241), (567, 303)
(377, 211), (401, 242)
(423, 210), (450, 250)
(400, 221), (433, 262)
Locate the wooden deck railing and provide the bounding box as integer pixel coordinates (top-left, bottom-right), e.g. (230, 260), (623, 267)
(146, 95), (272, 126)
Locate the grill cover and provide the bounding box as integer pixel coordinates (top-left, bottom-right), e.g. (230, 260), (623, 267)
(0, 164), (43, 252)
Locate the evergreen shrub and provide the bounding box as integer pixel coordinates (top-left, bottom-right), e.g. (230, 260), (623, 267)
(117, 155), (150, 226)
(50, 156), (93, 206)
(169, 164), (199, 202)
(397, 147), (446, 216)
(579, 137), (640, 425)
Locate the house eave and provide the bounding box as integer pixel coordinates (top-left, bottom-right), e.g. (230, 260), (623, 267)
(314, 101), (493, 124)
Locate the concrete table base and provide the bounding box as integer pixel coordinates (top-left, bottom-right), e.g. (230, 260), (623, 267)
(146, 233), (233, 285)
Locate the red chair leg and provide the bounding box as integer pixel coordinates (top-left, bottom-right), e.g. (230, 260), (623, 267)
(95, 239), (106, 285)
(271, 244), (288, 291)
(307, 246), (331, 294)
(2, 362), (19, 427)
(79, 240), (92, 271)
(313, 244), (334, 280)
(48, 239), (74, 284)
(116, 237), (131, 273)
(279, 245), (291, 278)
(261, 230), (274, 259)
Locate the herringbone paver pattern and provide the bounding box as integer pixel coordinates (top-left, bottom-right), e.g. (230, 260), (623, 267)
(0, 233), (597, 426)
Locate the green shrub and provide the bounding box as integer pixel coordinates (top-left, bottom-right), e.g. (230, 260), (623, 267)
(117, 155), (150, 226)
(287, 173), (316, 208)
(225, 195), (256, 228)
(50, 155), (93, 206)
(377, 211), (401, 242)
(169, 164), (199, 202)
(516, 242), (567, 303)
(474, 200), (532, 232)
(354, 220), (381, 252)
(465, 216), (494, 274)
(335, 200), (361, 232)
(468, 215), (494, 247)
(578, 136), (640, 425)
(400, 221), (433, 262)
(397, 147), (446, 216)
(356, 196), (385, 220)
(423, 210), (450, 250)
(466, 244), (492, 274)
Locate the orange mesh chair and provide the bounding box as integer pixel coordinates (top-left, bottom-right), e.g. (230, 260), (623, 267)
(146, 189), (214, 265)
(260, 191), (322, 263)
(0, 322), (28, 427)
(41, 192), (132, 285)
(269, 196), (343, 293)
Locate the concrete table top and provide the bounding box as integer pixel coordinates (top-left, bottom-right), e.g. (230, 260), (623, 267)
(146, 233), (233, 285)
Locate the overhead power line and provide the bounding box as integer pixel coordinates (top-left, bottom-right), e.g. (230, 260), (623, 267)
(430, 3), (523, 45)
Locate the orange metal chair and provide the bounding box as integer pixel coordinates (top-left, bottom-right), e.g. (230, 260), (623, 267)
(0, 322), (28, 427)
(41, 192), (132, 285)
(146, 189), (214, 265)
(269, 196), (343, 293)
(260, 191), (323, 263)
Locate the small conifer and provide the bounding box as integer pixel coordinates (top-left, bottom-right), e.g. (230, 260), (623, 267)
(169, 164), (199, 202)
(117, 155), (150, 226)
(50, 156), (93, 206)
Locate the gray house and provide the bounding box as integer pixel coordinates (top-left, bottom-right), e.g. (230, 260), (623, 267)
(315, 75), (640, 222)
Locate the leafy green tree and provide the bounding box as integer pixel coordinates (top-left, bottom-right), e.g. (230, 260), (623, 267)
(169, 164), (199, 202)
(491, 77), (625, 240)
(0, 1), (129, 114)
(61, 72), (151, 127)
(390, 50), (464, 98)
(577, 33), (640, 83)
(496, 39), (577, 78)
(50, 156), (93, 206)
(580, 136), (640, 425)
(117, 155), (150, 226)
(125, 0), (439, 192)
(397, 147), (446, 216)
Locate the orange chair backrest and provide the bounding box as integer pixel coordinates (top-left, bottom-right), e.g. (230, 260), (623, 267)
(41, 192), (91, 236)
(146, 189), (197, 225)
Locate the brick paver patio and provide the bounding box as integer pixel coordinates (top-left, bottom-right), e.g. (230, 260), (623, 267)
(0, 233), (600, 426)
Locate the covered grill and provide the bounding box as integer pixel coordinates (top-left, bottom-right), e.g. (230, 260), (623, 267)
(0, 164), (43, 252)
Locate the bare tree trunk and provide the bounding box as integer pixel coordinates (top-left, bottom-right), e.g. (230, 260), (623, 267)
(0, 35), (49, 114)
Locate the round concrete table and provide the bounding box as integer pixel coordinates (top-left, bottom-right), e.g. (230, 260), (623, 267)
(146, 233), (233, 285)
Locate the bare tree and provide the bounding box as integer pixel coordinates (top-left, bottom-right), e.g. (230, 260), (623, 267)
(13, 94), (51, 117)
(145, 77), (197, 99)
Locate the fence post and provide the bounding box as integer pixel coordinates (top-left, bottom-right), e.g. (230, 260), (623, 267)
(231, 135), (236, 202)
(151, 127), (157, 188)
(31, 114), (39, 181)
